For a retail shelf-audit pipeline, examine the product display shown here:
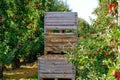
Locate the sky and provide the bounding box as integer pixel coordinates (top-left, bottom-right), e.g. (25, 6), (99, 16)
(63, 0), (98, 24)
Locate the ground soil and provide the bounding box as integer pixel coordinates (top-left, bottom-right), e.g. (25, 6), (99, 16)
(3, 61), (38, 80)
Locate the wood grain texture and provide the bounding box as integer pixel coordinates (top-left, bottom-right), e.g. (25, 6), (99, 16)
(45, 33), (77, 36)
(40, 73), (75, 78)
(44, 12), (78, 30)
(44, 33), (77, 53)
(45, 34), (77, 43)
(38, 55), (75, 80)
(45, 12), (77, 18)
(45, 23), (76, 26)
(45, 19), (77, 23)
(45, 42), (76, 47)
(45, 26), (77, 30)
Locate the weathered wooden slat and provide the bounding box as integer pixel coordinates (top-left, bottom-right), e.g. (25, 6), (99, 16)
(45, 33), (77, 36)
(39, 59), (67, 62)
(44, 47), (63, 52)
(38, 56), (66, 59)
(39, 59), (70, 65)
(40, 64), (73, 68)
(40, 73), (75, 78)
(45, 19), (77, 23)
(45, 36), (77, 41)
(45, 17), (77, 20)
(45, 46), (75, 51)
(45, 35), (77, 38)
(45, 38), (77, 43)
(39, 66), (74, 71)
(45, 12), (77, 18)
(39, 69), (75, 74)
(45, 18), (77, 23)
(45, 39), (77, 42)
(39, 69), (74, 74)
(39, 67), (74, 73)
(39, 58), (66, 61)
(45, 22), (76, 26)
(45, 26), (77, 30)
(39, 61), (68, 65)
(45, 42), (76, 47)
(45, 15), (77, 18)
(45, 35), (77, 40)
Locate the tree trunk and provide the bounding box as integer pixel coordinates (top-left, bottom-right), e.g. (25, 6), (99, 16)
(12, 57), (20, 69)
(0, 64), (3, 78)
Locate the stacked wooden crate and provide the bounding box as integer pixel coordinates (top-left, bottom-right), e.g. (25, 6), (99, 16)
(38, 55), (75, 80)
(38, 12), (78, 80)
(44, 12), (78, 54)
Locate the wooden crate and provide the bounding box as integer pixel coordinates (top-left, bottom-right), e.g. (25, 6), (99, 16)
(44, 12), (78, 54)
(38, 55), (75, 80)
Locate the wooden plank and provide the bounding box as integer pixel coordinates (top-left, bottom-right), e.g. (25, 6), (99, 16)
(45, 42), (76, 47)
(39, 67), (75, 73)
(39, 57), (70, 61)
(45, 12), (77, 17)
(45, 37), (77, 41)
(38, 55), (66, 59)
(39, 64), (75, 74)
(39, 61), (70, 65)
(45, 18), (77, 21)
(45, 12), (77, 16)
(45, 15), (77, 18)
(39, 59), (67, 62)
(45, 36), (77, 39)
(39, 66), (74, 71)
(45, 38), (77, 43)
(39, 64), (73, 68)
(40, 73), (75, 78)
(39, 60), (69, 65)
(45, 46), (75, 51)
(45, 26), (77, 30)
(39, 69), (74, 74)
(45, 33), (77, 37)
(45, 35), (77, 40)
(39, 57), (66, 59)
(39, 65), (74, 69)
(45, 23), (76, 26)
(45, 35), (77, 38)
(45, 12), (77, 18)
(39, 59), (67, 63)
(45, 40), (77, 43)
(45, 19), (77, 23)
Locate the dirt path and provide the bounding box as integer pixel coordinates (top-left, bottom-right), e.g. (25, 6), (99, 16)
(3, 62), (38, 80)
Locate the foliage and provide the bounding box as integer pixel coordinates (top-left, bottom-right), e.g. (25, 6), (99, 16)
(67, 0), (120, 79)
(48, 0), (71, 12)
(77, 18), (91, 37)
(0, 0), (70, 68)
